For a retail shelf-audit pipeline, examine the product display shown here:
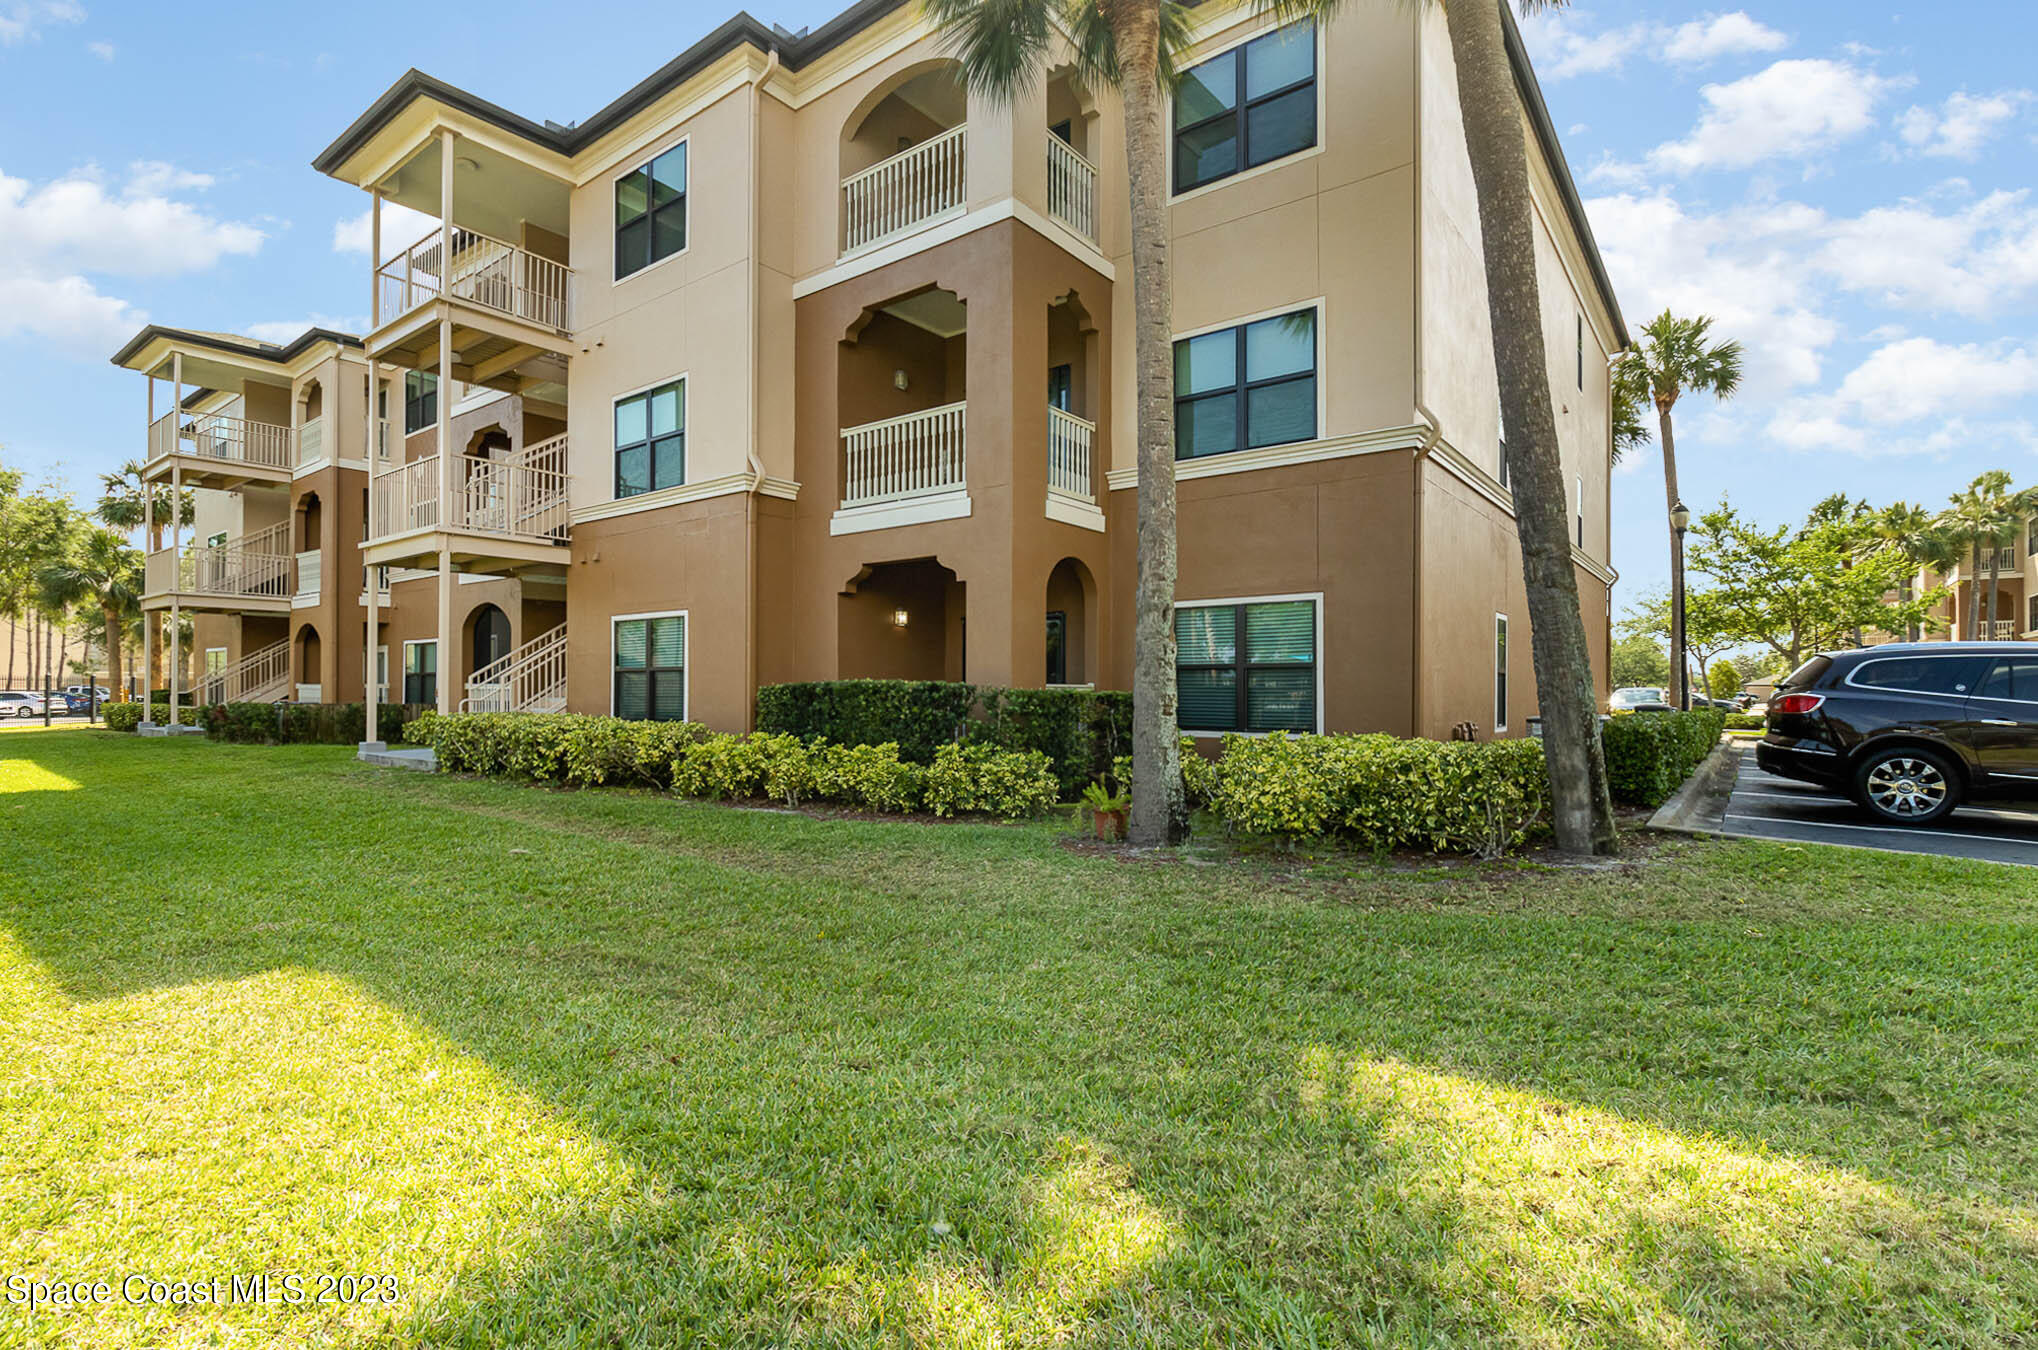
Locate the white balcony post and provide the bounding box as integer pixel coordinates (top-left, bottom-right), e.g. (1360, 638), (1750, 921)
(436, 548), (454, 716)
(437, 314), (454, 522)
(370, 188), (382, 329)
(169, 460), (182, 728)
(140, 449), (154, 718)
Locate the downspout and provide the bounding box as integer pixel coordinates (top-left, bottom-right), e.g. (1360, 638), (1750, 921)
(1410, 8), (1429, 741)
(743, 47), (781, 728)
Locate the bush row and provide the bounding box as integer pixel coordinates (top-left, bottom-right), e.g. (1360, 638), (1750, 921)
(1724, 712), (1766, 731)
(403, 711), (1059, 818)
(204, 701), (423, 746)
(755, 680), (1131, 799)
(1601, 708), (1728, 808)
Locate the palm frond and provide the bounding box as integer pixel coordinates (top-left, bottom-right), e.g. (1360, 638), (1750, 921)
(923, 0), (1056, 102)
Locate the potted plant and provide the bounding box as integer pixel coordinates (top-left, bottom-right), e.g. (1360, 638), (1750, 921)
(1080, 777), (1130, 841)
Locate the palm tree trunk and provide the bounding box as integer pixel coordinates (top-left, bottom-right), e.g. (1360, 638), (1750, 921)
(1444, 0), (1616, 855)
(1655, 403), (1684, 703)
(1969, 541), (1982, 639)
(1120, 8), (1187, 848)
(1988, 555), (2001, 638)
(103, 602), (123, 699)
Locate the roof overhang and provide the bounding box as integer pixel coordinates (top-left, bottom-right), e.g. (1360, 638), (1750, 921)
(110, 326), (364, 391)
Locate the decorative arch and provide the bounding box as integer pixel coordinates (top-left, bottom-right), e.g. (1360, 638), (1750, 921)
(1044, 557), (1097, 686)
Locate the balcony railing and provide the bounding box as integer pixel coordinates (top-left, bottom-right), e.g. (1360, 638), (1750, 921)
(842, 124), (966, 254)
(1990, 619), (2018, 640)
(462, 623), (568, 714)
(370, 436), (572, 544)
(1045, 133), (1098, 244)
(297, 416), (326, 466)
(148, 410), (293, 472)
(842, 402), (967, 508)
(376, 227), (572, 331)
(144, 522), (292, 600)
(295, 549), (322, 601)
(1047, 406), (1095, 502)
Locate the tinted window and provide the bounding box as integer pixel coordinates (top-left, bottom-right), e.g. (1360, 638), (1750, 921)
(1977, 657), (2038, 703)
(1778, 656), (1831, 691)
(1849, 656), (1989, 696)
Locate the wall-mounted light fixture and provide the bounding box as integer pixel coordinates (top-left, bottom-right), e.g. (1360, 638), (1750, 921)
(893, 369), (909, 391)
(892, 608), (910, 629)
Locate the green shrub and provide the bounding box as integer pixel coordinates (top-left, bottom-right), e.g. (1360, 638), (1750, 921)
(102, 702), (146, 732)
(1204, 733), (1550, 857)
(195, 701), (420, 746)
(814, 742), (924, 813)
(755, 681), (975, 764)
(1724, 712), (1766, 731)
(671, 733), (767, 801)
(923, 743), (1060, 819)
(1601, 708), (1728, 808)
(403, 712), (706, 787)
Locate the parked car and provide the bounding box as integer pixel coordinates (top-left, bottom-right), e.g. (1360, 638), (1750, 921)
(1759, 642), (2038, 825)
(63, 685), (110, 704)
(60, 692), (97, 715)
(1609, 687), (1675, 714)
(0, 691), (49, 719)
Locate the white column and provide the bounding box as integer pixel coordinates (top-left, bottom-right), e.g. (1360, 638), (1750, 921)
(369, 188), (382, 329)
(436, 548), (454, 716)
(168, 352), (183, 728)
(140, 419), (154, 719)
(437, 128), (457, 526)
(362, 362), (382, 750)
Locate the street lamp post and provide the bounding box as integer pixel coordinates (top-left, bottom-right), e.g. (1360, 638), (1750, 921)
(1670, 499), (1691, 711)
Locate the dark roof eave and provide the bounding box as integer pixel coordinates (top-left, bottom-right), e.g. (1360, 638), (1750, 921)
(109, 325), (363, 371)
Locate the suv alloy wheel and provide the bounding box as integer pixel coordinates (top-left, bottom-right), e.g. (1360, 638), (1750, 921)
(1853, 747), (1960, 825)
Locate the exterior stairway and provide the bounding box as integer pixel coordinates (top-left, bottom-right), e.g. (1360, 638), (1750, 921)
(460, 623), (567, 713)
(196, 640), (291, 706)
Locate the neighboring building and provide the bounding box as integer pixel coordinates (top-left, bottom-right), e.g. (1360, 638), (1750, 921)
(112, 0), (1622, 742)
(1910, 533), (2036, 644)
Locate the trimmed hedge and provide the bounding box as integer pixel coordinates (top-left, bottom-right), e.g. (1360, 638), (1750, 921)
(103, 701), (151, 732)
(405, 712), (707, 789)
(756, 679), (1132, 798)
(1202, 733), (1551, 857)
(203, 701), (423, 746)
(1601, 708), (1728, 808)
(1724, 712), (1765, 731)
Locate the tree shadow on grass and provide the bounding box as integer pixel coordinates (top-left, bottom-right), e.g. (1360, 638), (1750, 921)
(3, 733), (2036, 1345)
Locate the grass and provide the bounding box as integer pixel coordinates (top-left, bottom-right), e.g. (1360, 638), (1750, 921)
(1, 730), (2035, 1348)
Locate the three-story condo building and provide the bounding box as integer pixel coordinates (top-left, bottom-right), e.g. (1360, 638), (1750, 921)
(116, 0), (1624, 743)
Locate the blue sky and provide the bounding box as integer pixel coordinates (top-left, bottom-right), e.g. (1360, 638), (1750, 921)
(2, 1), (2035, 618)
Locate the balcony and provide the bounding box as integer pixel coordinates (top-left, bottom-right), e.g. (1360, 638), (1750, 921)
(146, 409), (293, 488)
(294, 550), (322, 605)
(834, 403), (968, 535)
(1046, 405), (1104, 532)
(142, 523), (292, 612)
(378, 227), (571, 332)
(1045, 133), (1098, 244)
(841, 125), (967, 255)
(366, 435), (571, 573)
(1991, 619), (2019, 640)
(296, 416), (326, 467)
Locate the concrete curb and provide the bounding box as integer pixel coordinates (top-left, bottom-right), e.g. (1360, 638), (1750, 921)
(1647, 738), (1743, 835)
(358, 745), (437, 771)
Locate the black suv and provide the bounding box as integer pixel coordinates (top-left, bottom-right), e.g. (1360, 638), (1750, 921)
(1759, 642), (2038, 825)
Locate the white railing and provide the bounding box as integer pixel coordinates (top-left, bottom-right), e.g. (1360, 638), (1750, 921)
(376, 226), (572, 331)
(841, 402), (967, 508)
(295, 550), (322, 601)
(1990, 619), (2018, 640)
(144, 521), (293, 600)
(295, 683), (323, 704)
(461, 623), (568, 714)
(196, 640), (291, 706)
(297, 416), (326, 466)
(148, 410), (293, 472)
(376, 418), (395, 465)
(369, 438), (571, 544)
(842, 124), (966, 254)
(1045, 133), (1098, 243)
(1047, 406), (1095, 501)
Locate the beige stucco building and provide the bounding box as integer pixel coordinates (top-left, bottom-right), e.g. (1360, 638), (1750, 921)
(114, 0), (1623, 743)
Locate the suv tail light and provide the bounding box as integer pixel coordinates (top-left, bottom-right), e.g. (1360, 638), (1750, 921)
(1772, 692), (1826, 715)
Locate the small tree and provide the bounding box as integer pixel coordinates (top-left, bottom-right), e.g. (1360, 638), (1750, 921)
(1609, 631), (1669, 690)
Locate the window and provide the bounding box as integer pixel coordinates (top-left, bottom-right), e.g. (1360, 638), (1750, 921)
(402, 641), (437, 705)
(206, 531), (227, 548)
(1576, 313), (1585, 391)
(2030, 594), (2038, 634)
(614, 613), (686, 721)
(205, 648), (227, 678)
(1046, 611), (1067, 685)
(403, 371), (437, 434)
(1176, 598), (1318, 732)
(1849, 655), (1988, 696)
(1978, 657), (2038, 703)
(372, 645), (389, 701)
(614, 379), (686, 498)
(1048, 364), (1072, 412)
(1172, 20), (1316, 194)
(615, 142), (687, 280)
(1574, 474), (1585, 546)
(1494, 615), (1510, 731)
(1174, 307), (1317, 459)
(1049, 119), (1073, 146)
(1497, 388), (1511, 489)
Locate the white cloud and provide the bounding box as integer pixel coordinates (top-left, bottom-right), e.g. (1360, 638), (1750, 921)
(84, 38), (110, 60)
(1648, 60), (1903, 173)
(0, 0), (83, 45)
(1816, 190), (2038, 316)
(1659, 12), (1789, 65)
(1767, 341), (2038, 457)
(332, 202), (437, 256)
(1895, 90), (2030, 159)
(0, 274), (139, 353)
(243, 314), (366, 345)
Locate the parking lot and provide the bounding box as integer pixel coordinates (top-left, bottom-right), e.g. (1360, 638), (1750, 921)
(1722, 752), (2038, 868)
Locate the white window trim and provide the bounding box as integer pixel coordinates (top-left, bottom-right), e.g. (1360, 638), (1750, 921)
(608, 608), (690, 721)
(401, 638), (437, 701)
(370, 644), (389, 702)
(1575, 473), (1585, 547)
(1172, 297), (1328, 459)
(1166, 15), (1328, 205)
(610, 132), (691, 287)
(204, 646), (228, 674)
(1174, 591), (1325, 738)
(611, 371), (690, 502)
(1494, 613), (1509, 734)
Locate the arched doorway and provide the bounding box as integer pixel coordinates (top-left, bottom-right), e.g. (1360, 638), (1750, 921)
(470, 603), (511, 675)
(294, 623), (322, 702)
(1045, 557), (1096, 686)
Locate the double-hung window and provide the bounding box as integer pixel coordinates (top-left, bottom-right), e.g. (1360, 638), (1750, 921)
(403, 641), (436, 706)
(614, 142), (687, 280)
(1175, 308), (1318, 459)
(1494, 615), (1510, 732)
(1173, 20), (1317, 194)
(614, 614), (686, 721)
(614, 379), (685, 498)
(403, 372), (437, 434)
(1176, 598), (1318, 733)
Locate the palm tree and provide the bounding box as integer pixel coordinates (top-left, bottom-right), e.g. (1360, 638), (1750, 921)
(40, 527), (140, 700)
(1440, 0), (1621, 853)
(96, 460), (191, 695)
(1611, 381), (1648, 465)
(1612, 309), (1743, 705)
(1943, 473), (2023, 639)
(1859, 502), (1938, 641)
(927, 0), (1345, 847)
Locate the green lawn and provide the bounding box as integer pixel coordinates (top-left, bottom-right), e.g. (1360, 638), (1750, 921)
(2, 731), (2035, 1348)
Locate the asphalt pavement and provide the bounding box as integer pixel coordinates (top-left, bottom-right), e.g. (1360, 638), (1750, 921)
(1721, 752), (2038, 869)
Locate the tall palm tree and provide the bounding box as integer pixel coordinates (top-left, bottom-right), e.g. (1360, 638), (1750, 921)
(96, 460), (191, 695)
(1943, 473), (2022, 639)
(1612, 309), (1743, 705)
(1440, 0), (1620, 853)
(927, 0), (1340, 846)
(40, 528), (140, 700)
(1859, 501), (1938, 641)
